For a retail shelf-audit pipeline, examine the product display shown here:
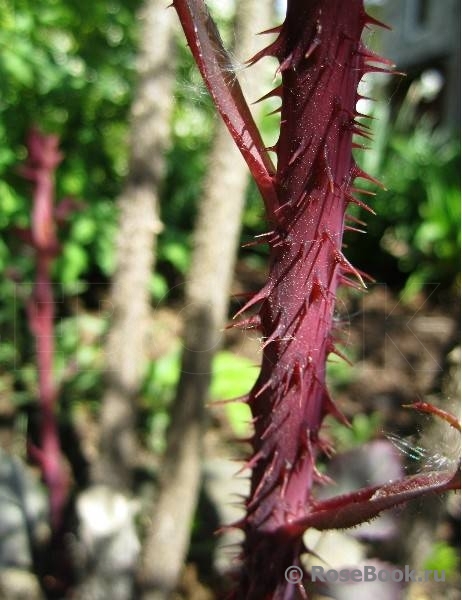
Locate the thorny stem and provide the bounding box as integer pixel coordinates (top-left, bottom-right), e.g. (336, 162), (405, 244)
(20, 128), (70, 533)
(172, 2), (460, 598)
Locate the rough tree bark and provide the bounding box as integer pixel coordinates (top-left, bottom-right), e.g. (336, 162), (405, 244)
(93, 0), (177, 490)
(137, 1), (273, 598)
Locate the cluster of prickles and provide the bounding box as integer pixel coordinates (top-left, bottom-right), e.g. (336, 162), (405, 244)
(227, 2), (393, 598)
(172, 1), (458, 598)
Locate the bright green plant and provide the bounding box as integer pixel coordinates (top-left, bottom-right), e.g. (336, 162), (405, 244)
(351, 94), (460, 297)
(424, 541), (459, 578)
(0, 0), (141, 291)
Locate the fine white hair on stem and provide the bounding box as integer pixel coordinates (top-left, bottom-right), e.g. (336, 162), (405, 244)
(178, 43), (249, 106)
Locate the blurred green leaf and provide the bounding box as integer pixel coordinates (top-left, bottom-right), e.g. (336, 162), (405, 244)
(161, 237), (191, 274)
(326, 352), (356, 390)
(211, 351), (257, 437)
(352, 96), (460, 296)
(58, 242), (88, 285)
(424, 542), (459, 577)
(150, 273), (169, 300)
(329, 412), (383, 452)
(2, 48), (34, 86)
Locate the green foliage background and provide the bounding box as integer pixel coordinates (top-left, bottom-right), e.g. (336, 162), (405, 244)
(0, 0), (141, 287)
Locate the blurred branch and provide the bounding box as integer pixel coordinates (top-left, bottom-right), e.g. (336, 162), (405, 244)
(92, 0), (177, 491)
(137, 1), (275, 597)
(19, 128), (71, 535)
(75, 3), (177, 598)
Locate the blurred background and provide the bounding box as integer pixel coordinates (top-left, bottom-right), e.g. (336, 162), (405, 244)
(0, 0), (459, 599)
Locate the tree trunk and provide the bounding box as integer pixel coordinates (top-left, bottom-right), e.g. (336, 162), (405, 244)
(73, 3), (177, 599)
(93, 0), (177, 491)
(137, 1), (274, 598)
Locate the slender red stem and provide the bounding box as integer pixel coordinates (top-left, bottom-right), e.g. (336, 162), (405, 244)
(21, 128), (69, 532)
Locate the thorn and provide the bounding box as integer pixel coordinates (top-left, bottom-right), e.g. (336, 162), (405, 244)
(253, 378), (274, 399)
(226, 315), (262, 331)
(365, 65), (401, 76)
(248, 450), (280, 507)
(241, 239), (266, 248)
(279, 52), (294, 72)
(260, 421), (278, 441)
(304, 37), (321, 60)
(326, 339), (353, 366)
(403, 401), (461, 431)
(344, 225), (367, 234)
(231, 291), (254, 300)
(233, 283), (271, 319)
(323, 231), (366, 288)
(313, 465), (335, 485)
(356, 46), (395, 68)
(345, 192), (376, 215)
(345, 214), (367, 227)
(323, 146), (335, 193)
(229, 493), (249, 503)
(247, 40), (280, 65)
(337, 253), (367, 288)
(350, 186), (376, 197)
(354, 110), (376, 121)
(309, 277), (328, 303)
(257, 24), (283, 36)
(288, 142), (306, 167)
(260, 330), (281, 350)
(351, 125), (373, 141)
(338, 274), (364, 291)
(216, 518), (245, 535)
(363, 13), (392, 31)
(356, 92), (375, 102)
(259, 312), (284, 350)
(295, 189), (309, 209)
(208, 394), (249, 408)
(274, 199), (293, 215)
(352, 165), (386, 190)
(265, 143), (278, 153)
(352, 142), (370, 150)
(266, 106), (282, 117)
(252, 85), (282, 104)
(235, 450), (265, 475)
(354, 118), (372, 130)
(317, 434), (337, 458)
(356, 268), (375, 283)
(242, 230), (279, 248)
(280, 463), (291, 499)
